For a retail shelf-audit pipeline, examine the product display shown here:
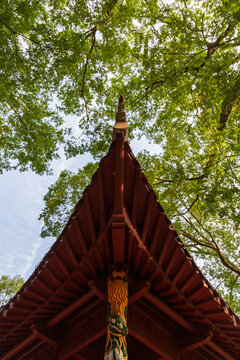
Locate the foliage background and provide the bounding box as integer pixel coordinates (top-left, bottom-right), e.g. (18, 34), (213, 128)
(0, 275), (24, 308)
(0, 0), (239, 312)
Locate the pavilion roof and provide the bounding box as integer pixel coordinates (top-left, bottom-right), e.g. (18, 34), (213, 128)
(1, 97), (240, 360)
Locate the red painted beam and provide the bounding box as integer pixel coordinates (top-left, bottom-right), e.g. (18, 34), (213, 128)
(128, 304), (182, 360)
(113, 134), (124, 215)
(182, 329), (212, 353)
(150, 213), (165, 254)
(31, 324), (59, 348)
(207, 339), (236, 360)
(2, 320), (62, 360)
(141, 191), (154, 244)
(112, 134), (125, 264)
(6, 226), (110, 345)
(84, 193), (96, 244)
(131, 169), (140, 228)
(73, 354), (87, 360)
(88, 281), (107, 302)
(65, 298), (103, 326)
(16, 340), (44, 360)
(97, 168), (105, 229)
(72, 216), (88, 255)
(112, 224), (125, 264)
(127, 233), (134, 265)
(58, 301), (186, 360)
(87, 278), (146, 306)
(203, 347), (223, 360)
(58, 305), (107, 359)
(1, 333), (36, 360)
(144, 291), (195, 333)
(128, 282), (150, 305)
(47, 288), (95, 327)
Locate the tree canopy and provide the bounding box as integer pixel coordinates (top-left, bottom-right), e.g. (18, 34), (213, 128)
(0, 275), (24, 308)
(1, 0), (240, 312)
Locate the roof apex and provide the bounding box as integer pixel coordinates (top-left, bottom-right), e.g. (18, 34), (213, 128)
(116, 94), (126, 122)
(113, 94), (128, 142)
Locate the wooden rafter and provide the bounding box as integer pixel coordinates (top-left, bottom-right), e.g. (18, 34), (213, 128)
(1, 101), (240, 360)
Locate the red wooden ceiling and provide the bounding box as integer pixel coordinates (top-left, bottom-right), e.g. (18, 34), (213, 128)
(0, 134), (240, 360)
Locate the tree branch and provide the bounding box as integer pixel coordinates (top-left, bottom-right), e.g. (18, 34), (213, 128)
(6, 99), (33, 154)
(155, 173), (207, 185)
(178, 211), (211, 244)
(0, 18), (55, 51)
(182, 212), (240, 276)
(180, 230), (216, 251)
(229, 166), (240, 184)
(135, 17), (240, 131)
(179, 194), (199, 215)
(81, 26), (97, 98)
(206, 21), (240, 58)
(218, 77), (240, 130)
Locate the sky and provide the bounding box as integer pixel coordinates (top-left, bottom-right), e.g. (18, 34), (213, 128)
(0, 112), (93, 280)
(0, 146), (91, 280)
(0, 114), (161, 281)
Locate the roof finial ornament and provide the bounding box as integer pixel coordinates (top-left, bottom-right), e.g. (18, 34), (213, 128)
(112, 94), (128, 142)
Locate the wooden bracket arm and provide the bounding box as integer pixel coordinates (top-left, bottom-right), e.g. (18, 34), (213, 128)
(182, 328), (212, 352)
(31, 324), (59, 348)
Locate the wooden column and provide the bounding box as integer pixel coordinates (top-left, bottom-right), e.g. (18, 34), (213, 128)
(104, 270), (128, 360)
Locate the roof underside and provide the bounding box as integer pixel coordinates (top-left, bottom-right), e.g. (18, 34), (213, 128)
(1, 135), (240, 360)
